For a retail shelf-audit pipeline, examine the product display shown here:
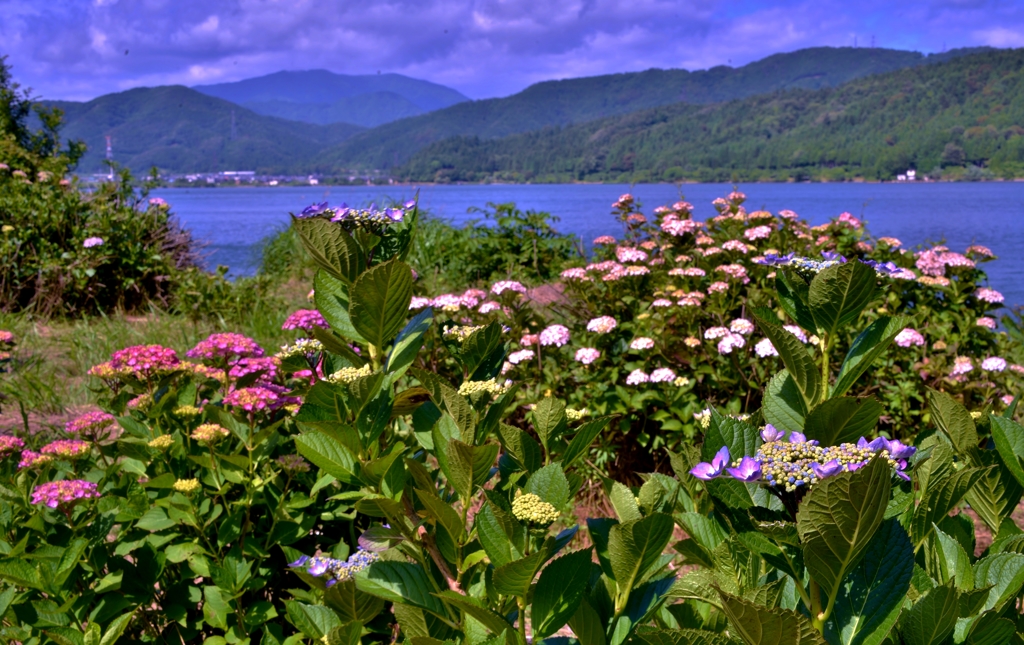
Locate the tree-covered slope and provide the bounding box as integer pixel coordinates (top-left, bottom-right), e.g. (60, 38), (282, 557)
(241, 91), (424, 127)
(314, 46), (990, 170)
(48, 86), (364, 174)
(396, 48), (1024, 183)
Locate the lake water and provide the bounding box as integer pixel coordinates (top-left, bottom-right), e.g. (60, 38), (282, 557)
(151, 182), (1024, 308)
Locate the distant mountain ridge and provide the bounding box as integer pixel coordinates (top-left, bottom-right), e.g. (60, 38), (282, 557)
(311, 46), (992, 170)
(193, 70), (470, 127)
(48, 86), (363, 174)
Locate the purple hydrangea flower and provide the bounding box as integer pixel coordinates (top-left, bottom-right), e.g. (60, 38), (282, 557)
(690, 446), (730, 480)
(82, 237), (104, 248)
(299, 202), (329, 218)
(761, 424), (785, 442)
(727, 456), (762, 482)
(812, 459), (842, 479)
(821, 250), (846, 262)
(754, 252), (795, 266)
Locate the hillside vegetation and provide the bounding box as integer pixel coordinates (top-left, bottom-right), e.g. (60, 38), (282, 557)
(314, 46), (988, 170)
(48, 86), (364, 174)
(194, 69), (469, 127)
(397, 48), (1024, 182)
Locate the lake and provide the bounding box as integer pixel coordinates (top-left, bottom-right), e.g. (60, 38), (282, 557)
(150, 182), (1024, 308)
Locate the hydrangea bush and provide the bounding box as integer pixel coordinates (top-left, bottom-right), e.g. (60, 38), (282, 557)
(405, 192), (1022, 477)
(0, 195), (1020, 644)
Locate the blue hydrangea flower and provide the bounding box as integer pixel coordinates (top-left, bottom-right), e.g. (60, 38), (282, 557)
(690, 446), (730, 480)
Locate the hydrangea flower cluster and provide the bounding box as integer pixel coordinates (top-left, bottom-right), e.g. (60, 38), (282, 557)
(289, 549), (380, 587)
(894, 328), (926, 348)
(41, 440), (91, 460)
(281, 309), (328, 333)
(174, 478), (201, 494)
(18, 451), (52, 469)
(690, 425), (916, 492)
(587, 316), (617, 333)
(187, 333), (264, 362)
(443, 325), (486, 345)
(575, 347), (601, 365)
(107, 344), (180, 378)
(539, 324), (571, 347)
(276, 338), (324, 360)
(222, 386), (297, 412)
(491, 280), (527, 295)
(192, 424), (230, 443)
(458, 378), (512, 397)
(277, 454), (311, 473)
(508, 349), (535, 364)
(511, 491), (560, 525)
(0, 436), (24, 455)
(148, 435), (174, 450)
(228, 357), (280, 384)
(324, 364), (373, 384)
(65, 411), (116, 438)
(31, 480), (99, 508)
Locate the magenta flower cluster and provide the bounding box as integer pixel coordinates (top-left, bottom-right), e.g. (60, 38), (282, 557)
(65, 410), (116, 437)
(281, 309), (328, 333)
(41, 439), (91, 460)
(0, 436), (24, 454)
(109, 344), (180, 377)
(31, 480), (100, 508)
(223, 386), (297, 412)
(187, 333), (265, 362)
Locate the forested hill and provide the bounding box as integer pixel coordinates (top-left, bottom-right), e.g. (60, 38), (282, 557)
(314, 46), (989, 170)
(396, 48), (1024, 183)
(48, 86), (364, 174)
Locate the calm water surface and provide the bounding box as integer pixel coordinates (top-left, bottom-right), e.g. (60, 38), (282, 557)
(151, 182), (1024, 308)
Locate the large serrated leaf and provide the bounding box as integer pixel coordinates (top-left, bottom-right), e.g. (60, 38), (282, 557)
(433, 590), (511, 636)
(532, 398), (567, 453)
(285, 601), (343, 640)
(989, 415), (1024, 487)
(635, 627), (734, 645)
(972, 553), (1024, 613)
(803, 397), (882, 447)
(608, 514), (674, 608)
(349, 257), (414, 350)
(751, 308), (821, 408)
(561, 416), (612, 468)
(293, 216), (364, 284)
(832, 316), (906, 398)
(926, 389), (978, 457)
(702, 409), (761, 462)
(797, 458), (891, 600)
(524, 463), (571, 508)
(325, 580), (386, 623)
(898, 582), (959, 645)
(532, 549), (593, 638)
(762, 370), (808, 431)
(963, 449), (1023, 533)
(807, 261), (877, 338)
(775, 269), (817, 333)
(493, 551), (546, 598)
(355, 561), (448, 616)
(387, 307), (433, 378)
(933, 525), (974, 591)
(315, 270), (363, 341)
(295, 431), (361, 484)
(718, 591), (827, 645)
(910, 446), (989, 549)
(828, 519), (913, 645)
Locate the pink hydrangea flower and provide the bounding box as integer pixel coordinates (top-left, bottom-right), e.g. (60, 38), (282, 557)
(677, 297), (701, 307)
(0, 436), (24, 455)
(575, 348), (601, 365)
(976, 317), (997, 329)
(651, 299), (673, 308)
(722, 240), (750, 253)
(431, 294), (463, 311)
(223, 387), (287, 412)
(1010, 364), (1024, 375)
(187, 333), (264, 361)
(593, 235), (617, 245)
(707, 281), (730, 294)
(409, 296), (431, 309)
(31, 480), (100, 508)
(18, 451), (52, 469)
(754, 338), (778, 357)
(915, 250), (946, 277)
(82, 237), (104, 248)
(894, 328), (926, 348)
(878, 237), (902, 248)
(110, 344), (180, 378)
(778, 210), (798, 220)
(461, 289), (487, 307)
(616, 247), (648, 263)
(508, 349), (535, 364)
(976, 288), (1004, 304)
(718, 333), (746, 355)
(561, 267), (590, 280)
(625, 369), (649, 385)
(784, 325), (809, 343)
(623, 265), (649, 276)
(744, 225), (772, 241)
(478, 301), (502, 313)
(650, 368), (676, 383)
(41, 440), (91, 460)
(491, 281), (527, 295)
(966, 245), (994, 257)
(950, 357), (973, 376)
(1002, 395), (1015, 406)
(520, 334), (539, 347)
(281, 309), (328, 332)
(0, 330), (14, 345)
(729, 319), (755, 335)
(836, 212), (862, 228)
(539, 325), (571, 347)
(65, 411), (116, 437)
(982, 357), (1007, 372)
(704, 327), (729, 340)
(717, 264), (748, 280)
(587, 316), (617, 333)
(630, 337), (655, 350)
(228, 357), (280, 384)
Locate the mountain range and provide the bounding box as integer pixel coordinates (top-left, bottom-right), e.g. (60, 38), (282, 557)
(39, 46), (1012, 178)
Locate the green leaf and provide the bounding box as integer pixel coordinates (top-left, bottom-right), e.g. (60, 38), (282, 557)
(532, 397), (567, 453)
(569, 600), (607, 645)
(972, 553), (1024, 613)
(926, 389), (978, 457)
(933, 524), (974, 591)
(964, 611), (1016, 645)
(499, 424), (543, 473)
(446, 439), (476, 501)
(910, 446), (988, 549)
(796, 458), (891, 600)
(492, 551), (546, 598)
(702, 409), (760, 463)
(476, 501), (524, 568)
(898, 582), (959, 645)
(832, 316), (906, 398)
(387, 307), (433, 378)
(325, 622), (363, 645)
(433, 590), (511, 636)
(355, 561), (447, 616)
(325, 580), (386, 624)
(829, 519), (913, 645)
(609, 482), (642, 523)
(285, 601), (342, 640)
(524, 463), (571, 508)
(675, 513), (728, 552)
(718, 591), (827, 645)
(349, 257), (414, 349)
(751, 308), (821, 408)
(608, 513), (674, 606)
(42, 628), (84, 645)
(561, 417), (612, 467)
(635, 628), (734, 645)
(963, 449), (1024, 533)
(532, 549), (593, 638)
(315, 270), (363, 341)
(803, 397), (882, 446)
(775, 269), (817, 333)
(100, 611), (135, 645)
(989, 415), (1024, 487)
(762, 370), (808, 431)
(293, 216), (364, 284)
(296, 431), (361, 484)
(807, 260), (876, 338)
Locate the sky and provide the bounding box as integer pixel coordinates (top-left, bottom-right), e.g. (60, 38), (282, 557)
(2, 0), (1023, 102)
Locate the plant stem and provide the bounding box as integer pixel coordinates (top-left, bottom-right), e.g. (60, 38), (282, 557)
(517, 596), (528, 644)
(809, 579), (824, 633)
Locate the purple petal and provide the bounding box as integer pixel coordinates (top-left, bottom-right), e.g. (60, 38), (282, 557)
(867, 437), (889, 452)
(789, 432), (808, 444)
(690, 462), (722, 480)
(726, 456), (761, 482)
(761, 424), (785, 442)
(711, 445), (731, 470)
(288, 555), (310, 568)
(857, 437), (869, 449)
(812, 459), (842, 479)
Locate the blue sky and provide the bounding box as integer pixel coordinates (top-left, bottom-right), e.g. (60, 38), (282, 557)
(2, 0), (1023, 101)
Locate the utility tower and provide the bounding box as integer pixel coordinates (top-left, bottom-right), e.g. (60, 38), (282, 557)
(105, 135), (113, 180)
